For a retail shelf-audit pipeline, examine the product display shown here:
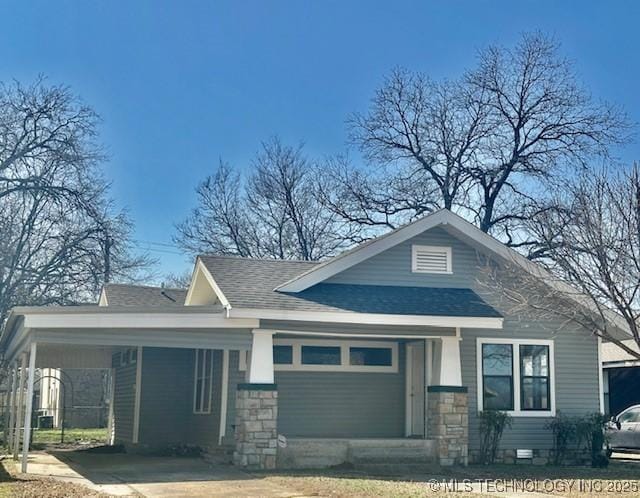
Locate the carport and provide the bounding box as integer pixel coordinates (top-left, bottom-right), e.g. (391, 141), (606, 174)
(0, 305), (256, 473)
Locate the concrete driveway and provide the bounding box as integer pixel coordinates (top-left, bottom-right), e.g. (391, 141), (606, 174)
(24, 450), (307, 497)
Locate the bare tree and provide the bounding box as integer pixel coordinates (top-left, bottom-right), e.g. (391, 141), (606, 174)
(478, 165), (640, 359)
(0, 78), (153, 324)
(328, 33), (630, 254)
(175, 138), (352, 260)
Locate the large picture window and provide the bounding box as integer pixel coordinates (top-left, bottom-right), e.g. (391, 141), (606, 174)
(477, 338), (555, 417)
(193, 349), (214, 414)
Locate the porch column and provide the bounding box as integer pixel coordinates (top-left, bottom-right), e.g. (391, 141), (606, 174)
(6, 364), (18, 451)
(13, 353), (27, 460)
(427, 334), (468, 466)
(234, 330), (278, 470)
(21, 342), (37, 473)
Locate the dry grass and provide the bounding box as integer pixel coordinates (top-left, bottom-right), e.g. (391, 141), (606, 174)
(263, 458), (640, 498)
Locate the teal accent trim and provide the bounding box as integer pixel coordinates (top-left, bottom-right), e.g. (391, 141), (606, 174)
(237, 383), (277, 391)
(427, 385), (468, 393)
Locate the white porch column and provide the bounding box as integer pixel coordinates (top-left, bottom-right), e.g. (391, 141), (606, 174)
(13, 353), (27, 460)
(21, 342), (37, 473)
(439, 336), (462, 386)
(132, 347), (143, 444)
(6, 364), (18, 451)
(248, 330), (274, 384)
(107, 368), (116, 446)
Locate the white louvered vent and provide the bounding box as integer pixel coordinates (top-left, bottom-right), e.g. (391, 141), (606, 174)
(411, 245), (452, 274)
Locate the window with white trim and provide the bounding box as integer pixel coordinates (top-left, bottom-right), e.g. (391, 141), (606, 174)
(477, 338), (555, 417)
(240, 339), (398, 373)
(193, 349), (214, 414)
(411, 245), (452, 274)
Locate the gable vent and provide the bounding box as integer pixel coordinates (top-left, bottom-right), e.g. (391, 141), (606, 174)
(412, 245), (452, 274)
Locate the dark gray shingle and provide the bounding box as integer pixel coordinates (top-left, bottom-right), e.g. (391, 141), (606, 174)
(103, 284), (188, 307)
(199, 255), (500, 317)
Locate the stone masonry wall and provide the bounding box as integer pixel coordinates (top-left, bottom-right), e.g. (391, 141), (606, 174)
(233, 384), (278, 469)
(427, 387), (469, 466)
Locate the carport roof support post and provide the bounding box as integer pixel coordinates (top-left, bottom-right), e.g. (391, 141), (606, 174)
(21, 342), (37, 473)
(13, 353), (27, 460)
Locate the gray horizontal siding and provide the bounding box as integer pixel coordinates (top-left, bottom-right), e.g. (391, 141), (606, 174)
(323, 226), (600, 451)
(326, 227), (479, 288)
(275, 346), (405, 438)
(463, 324), (600, 450)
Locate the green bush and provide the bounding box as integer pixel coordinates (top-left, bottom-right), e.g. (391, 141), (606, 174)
(546, 411), (609, 467)
(479, 410), (512, 464)
(546, 411), (576, 465)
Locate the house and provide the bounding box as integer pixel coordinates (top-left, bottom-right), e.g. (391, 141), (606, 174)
(601, 339), (640, 416)
(0, 209), (626, 472)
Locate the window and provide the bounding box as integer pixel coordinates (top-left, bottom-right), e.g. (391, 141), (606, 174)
(481, 344), (514, 411)
(477, 338), (555, 417)
(273, 345), (293, 365)
(239, 339), (398, 373)
(618, 407), (640, 424)
(412, 245), (452, 274)
(349, 346), (393, 367)
(302, 346), (341, 365)
(520, 345), (550, 411)
(193, 349), (214, 414)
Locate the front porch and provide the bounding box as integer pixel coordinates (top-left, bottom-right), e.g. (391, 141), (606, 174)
(0, 306), (487, 472)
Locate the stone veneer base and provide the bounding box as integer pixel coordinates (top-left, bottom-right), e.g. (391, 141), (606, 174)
(427, 386), (469, 466)
(233, 384), (278, 470)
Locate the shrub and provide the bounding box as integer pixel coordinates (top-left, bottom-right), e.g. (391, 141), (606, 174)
(546, 411), (610, 467)
(546, 411), (577, 465)
(479, 410), (512, 464)
(576, 412), (609, 468)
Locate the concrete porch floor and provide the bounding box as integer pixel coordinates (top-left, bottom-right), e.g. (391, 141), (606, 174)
(15, 450), (305, 497)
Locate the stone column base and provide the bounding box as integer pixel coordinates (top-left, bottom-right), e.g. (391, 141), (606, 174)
(427, 386), (468, 466)
(233, 383), (278, 470)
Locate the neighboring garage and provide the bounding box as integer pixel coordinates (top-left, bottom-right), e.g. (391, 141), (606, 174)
(602, 339), (640, 416)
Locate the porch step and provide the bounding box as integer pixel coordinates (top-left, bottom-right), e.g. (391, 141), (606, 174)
(348, 439), (437, 464)
(203, 446), (233, 465)
(277, 438), (437, 469)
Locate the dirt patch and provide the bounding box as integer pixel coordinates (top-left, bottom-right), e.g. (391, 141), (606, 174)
(0, 458), (109, 498)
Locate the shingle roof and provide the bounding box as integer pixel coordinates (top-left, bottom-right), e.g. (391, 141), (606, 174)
(198, 255), (500, 317)
(102, 283), (188, 307)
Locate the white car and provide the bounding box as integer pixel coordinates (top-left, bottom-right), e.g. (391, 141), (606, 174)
(606, 405), (640, 455)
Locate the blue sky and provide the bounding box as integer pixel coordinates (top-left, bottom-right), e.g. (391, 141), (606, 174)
(2, 1), (639, 277)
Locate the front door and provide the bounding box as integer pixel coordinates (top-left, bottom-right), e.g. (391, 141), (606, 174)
(406, 341), (425, 437)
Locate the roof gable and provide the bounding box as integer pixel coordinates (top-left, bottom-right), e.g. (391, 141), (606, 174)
(276, 210), (498, 292)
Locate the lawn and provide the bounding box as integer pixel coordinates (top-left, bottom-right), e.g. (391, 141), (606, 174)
(263, 458), (640, 498)
(0, 459), (107, 498)
(30, 428), (108, 448)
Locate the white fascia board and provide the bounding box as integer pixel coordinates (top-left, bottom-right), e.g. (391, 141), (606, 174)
(185, 258), (231, 308)
(23, 312), (258, 330)
(228, 307), (503, 329)
(276, 210), (450, 292)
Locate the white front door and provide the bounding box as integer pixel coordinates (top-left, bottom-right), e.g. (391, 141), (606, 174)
(406, 341), (426, 437)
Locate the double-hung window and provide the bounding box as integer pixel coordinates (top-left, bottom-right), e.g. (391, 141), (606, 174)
(477, 338), (555, 416)
(193, 349), (214, 414)
(481, 343), (514, 411)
